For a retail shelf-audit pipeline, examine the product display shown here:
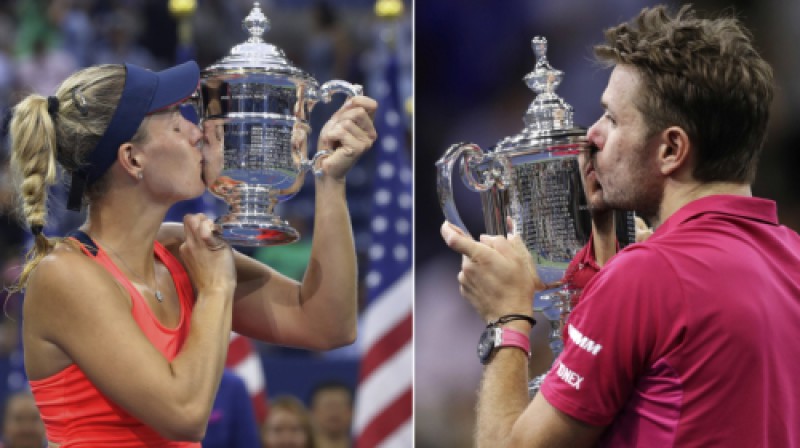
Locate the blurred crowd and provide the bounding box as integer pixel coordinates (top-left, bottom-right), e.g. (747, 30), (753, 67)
(0, 381), (355, 448)
(0, 0), (410, 446)
(416, 0), (800, 446)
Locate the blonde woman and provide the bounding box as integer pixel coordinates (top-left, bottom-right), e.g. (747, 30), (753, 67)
(8, 60), (376, 447)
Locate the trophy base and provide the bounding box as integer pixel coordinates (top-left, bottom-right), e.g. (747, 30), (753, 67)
(217, 217), (300, 247)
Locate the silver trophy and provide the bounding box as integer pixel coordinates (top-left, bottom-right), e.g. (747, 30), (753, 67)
(436, 37), (635, 394)
(201, 2), (362, 246)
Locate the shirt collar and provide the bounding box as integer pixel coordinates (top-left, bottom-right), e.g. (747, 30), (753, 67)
(578, 232), (602, 270)
(652, 194), (778, 238)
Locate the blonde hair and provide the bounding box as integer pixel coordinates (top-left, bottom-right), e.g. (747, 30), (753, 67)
(8, 65), (129, 292)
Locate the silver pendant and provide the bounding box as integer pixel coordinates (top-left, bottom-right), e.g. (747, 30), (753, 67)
(155, 290), (163, 302)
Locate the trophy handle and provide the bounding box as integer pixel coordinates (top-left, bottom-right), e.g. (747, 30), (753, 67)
(436, 142), (496, 236)
(318, 80), (363, 103)
(307, 149), (329, 178)
(302, 80), (364, 177)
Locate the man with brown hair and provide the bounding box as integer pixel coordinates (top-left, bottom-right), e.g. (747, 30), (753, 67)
(441, 4), (800, 447)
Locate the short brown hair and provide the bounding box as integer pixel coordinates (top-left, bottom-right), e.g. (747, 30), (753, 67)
(594, 4), (773, 184)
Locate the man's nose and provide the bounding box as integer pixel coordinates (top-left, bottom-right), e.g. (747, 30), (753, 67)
(586, 119), (604, 150)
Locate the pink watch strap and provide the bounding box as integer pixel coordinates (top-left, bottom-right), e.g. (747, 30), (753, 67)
(499, 327), (531, 358)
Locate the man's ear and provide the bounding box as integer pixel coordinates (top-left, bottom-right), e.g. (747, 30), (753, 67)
(657, 126), (691, 176)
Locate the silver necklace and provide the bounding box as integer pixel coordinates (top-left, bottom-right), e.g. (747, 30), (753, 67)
(93, 236), (163, 302)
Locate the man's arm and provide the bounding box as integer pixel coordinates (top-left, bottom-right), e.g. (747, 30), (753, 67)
(475, 320), (605, 447)
(510, 392), (606, 447)
(441, 222), (606, 447)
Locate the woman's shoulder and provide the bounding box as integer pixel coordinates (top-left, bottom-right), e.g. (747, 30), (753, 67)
(32, 239), (94, 278)
(23, 239), (132, 368)
(26, 240), (123, 309)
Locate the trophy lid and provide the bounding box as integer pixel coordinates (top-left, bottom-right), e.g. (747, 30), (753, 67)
(202, 2), (314, 83)
(494, 37), (583, 152)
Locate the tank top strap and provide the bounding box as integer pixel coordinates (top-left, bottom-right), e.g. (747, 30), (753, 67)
(67, 230), (99, 257)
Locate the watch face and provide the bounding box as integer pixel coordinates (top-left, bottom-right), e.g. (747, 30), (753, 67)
(477, 327), (498, 364)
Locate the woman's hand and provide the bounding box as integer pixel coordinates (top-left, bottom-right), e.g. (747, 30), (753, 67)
(316, 96), (378, 181)
(179, 214), (236, 296)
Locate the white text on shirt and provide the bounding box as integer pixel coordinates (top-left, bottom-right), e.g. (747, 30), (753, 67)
(556, 361), (584, 390)
(568, 324), (603, 355)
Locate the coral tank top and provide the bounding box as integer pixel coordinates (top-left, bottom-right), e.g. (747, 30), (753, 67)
(29, 232), (200, 447)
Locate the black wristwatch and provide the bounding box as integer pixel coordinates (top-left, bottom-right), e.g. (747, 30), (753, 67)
(477, 324), (531, 365)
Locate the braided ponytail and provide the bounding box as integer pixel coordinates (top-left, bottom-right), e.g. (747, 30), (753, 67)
(7, 64), (126, 292)
(8, 95), (59, 292)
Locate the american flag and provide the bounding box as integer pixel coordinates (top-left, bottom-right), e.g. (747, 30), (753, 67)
(353, 35), (413, 448)
(225, 332), (269, 424)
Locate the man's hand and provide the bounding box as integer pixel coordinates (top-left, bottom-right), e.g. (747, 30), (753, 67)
(440, 221), (543, 322)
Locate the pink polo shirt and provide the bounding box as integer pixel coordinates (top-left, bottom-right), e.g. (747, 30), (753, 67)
(541, 195), (800, 447)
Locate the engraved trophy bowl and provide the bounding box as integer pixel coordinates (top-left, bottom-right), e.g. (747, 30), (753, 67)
(202, 2), (362, 246)
(436, 37), (635, 393)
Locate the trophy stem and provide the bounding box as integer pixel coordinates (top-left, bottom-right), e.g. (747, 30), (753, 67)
(215, 183), (300, 246)
(529, 286), (576, 398)
(549, 318), (565, 359)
